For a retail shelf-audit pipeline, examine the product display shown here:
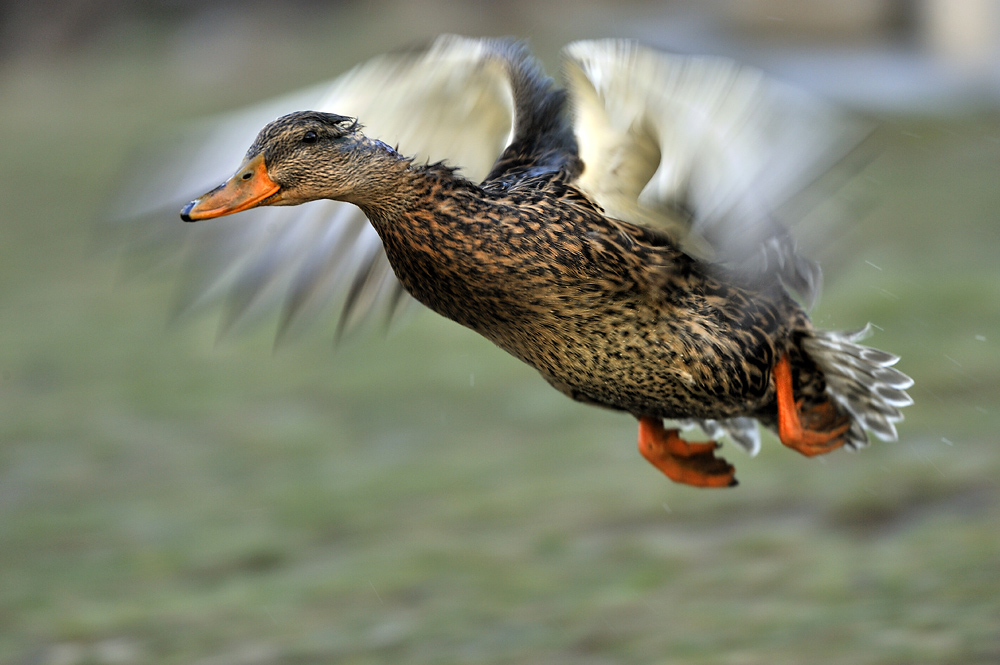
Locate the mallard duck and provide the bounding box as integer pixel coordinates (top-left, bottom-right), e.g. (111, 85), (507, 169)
(161, 36), (913, 488)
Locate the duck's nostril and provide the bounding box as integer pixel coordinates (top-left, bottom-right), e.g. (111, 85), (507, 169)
(241, 172), (252, 180)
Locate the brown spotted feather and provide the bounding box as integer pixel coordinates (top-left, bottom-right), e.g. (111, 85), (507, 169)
(358, 162), (826, 427)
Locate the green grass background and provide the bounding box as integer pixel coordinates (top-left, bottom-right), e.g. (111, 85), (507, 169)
(1, 5), (998, 664)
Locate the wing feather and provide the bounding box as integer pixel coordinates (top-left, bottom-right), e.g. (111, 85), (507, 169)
(562, 39), (867, 303)
(116, 36), (863, 340)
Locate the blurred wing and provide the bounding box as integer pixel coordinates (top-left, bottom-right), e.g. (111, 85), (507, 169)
(562, 39), (867, 304)
(112, 35), (516, 341)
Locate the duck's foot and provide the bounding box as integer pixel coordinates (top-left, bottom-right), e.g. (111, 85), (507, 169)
(774, 354), (851, 457)
(637, 416), (738, 488)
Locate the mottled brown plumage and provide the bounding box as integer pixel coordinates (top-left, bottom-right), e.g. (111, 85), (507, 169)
(178, 37), (913, 488)
(363, 160), (809, 423)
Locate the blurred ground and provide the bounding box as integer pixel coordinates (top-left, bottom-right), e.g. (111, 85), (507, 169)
(0, 2), (999, 664)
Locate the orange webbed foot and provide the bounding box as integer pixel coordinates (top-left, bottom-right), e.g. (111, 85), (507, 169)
(774, 354), (851, 457)
(638, 417), (737, 488)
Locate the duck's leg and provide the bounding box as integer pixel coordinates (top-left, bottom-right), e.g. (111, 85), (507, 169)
(774, 354), (851, 457)
(637, 417), (738, 488)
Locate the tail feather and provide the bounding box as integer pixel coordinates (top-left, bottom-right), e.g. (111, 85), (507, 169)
(801, 324), (913, 449)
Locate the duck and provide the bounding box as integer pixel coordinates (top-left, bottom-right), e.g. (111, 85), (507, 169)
(161, 35), (912, 488)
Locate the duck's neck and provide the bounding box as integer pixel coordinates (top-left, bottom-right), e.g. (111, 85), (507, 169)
(353, 159), (501, 325)
(354, 159), (468, 226)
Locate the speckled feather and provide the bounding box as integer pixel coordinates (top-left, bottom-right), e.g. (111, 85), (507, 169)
(353, 154), (824, 428)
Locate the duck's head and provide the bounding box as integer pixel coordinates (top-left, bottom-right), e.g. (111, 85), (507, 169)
(181, 111), (397, 221)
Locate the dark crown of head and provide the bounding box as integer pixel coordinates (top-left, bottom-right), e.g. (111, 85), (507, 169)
(281, 111), (360, 136)
(249, 111), (361, 156)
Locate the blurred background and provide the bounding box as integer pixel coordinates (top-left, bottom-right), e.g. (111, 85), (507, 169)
(1, 1), (998, 663)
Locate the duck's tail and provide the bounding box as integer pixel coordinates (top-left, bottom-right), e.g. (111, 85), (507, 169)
(801, 324), (914, 449)
(685, 325), (913, 457)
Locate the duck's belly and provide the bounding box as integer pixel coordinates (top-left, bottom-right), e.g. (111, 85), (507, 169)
(487, 300), (782, 421)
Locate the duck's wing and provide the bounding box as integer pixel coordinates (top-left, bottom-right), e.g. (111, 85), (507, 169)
(561, 39), (868, 304)
(112, 35), (518, 342)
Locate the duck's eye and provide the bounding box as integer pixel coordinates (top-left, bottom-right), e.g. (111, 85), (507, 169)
(301, 131), (318, 144)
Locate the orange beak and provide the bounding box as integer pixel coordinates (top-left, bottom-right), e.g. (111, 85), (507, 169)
(180, 153), (280, 221)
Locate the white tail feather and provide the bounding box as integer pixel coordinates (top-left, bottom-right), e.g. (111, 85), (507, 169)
(801, 324), (913, 449)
